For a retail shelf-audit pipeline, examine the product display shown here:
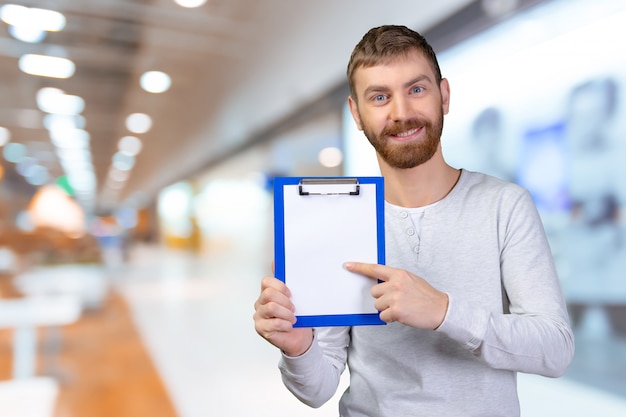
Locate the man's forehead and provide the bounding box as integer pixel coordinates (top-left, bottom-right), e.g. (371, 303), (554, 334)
(353, 51), (435, 85)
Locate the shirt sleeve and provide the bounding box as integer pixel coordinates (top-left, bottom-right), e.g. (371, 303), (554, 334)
(437, 189), (575, 377)
(278, 326), (350, 408)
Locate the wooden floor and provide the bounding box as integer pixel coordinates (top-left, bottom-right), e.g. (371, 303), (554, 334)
(0, 275), (179, 417)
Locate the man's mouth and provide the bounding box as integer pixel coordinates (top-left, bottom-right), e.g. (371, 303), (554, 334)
(389, 126), (423, 141)
(395, 128), (420, 137)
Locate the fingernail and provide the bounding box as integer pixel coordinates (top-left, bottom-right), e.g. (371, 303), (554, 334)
(344, 262), (354, 270)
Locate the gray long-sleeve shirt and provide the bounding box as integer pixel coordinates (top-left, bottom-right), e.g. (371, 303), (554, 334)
(278, 170), (574, 417)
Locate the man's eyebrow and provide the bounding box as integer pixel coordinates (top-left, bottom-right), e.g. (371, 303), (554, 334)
(363, 85), (390, 97)
(403, 74), (433, 89)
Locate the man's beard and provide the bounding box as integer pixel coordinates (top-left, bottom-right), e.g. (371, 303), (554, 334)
(361, 112), (444, 169)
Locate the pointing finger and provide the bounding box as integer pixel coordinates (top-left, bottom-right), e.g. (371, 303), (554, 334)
(344, 262), (390, 281)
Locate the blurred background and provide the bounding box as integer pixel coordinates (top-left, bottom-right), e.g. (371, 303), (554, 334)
(0, 0), (625, 416)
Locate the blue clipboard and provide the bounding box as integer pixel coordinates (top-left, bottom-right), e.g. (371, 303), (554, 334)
(274, 177), (385, 327)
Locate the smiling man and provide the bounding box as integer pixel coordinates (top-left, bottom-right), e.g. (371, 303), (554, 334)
(253, 25), (574, 416)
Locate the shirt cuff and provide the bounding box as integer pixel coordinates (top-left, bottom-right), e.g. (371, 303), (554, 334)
(279, 329), (323, 375)
(436, 292), (488, 351)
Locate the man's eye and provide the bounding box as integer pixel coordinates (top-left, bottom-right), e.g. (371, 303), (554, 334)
(411, 86), (424, 94)
(374, 94), (386, 102)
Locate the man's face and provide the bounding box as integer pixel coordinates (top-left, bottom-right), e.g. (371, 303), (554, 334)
(348, 50), (450, 169)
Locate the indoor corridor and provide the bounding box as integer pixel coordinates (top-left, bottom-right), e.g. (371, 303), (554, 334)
(2, 1), (626, 416)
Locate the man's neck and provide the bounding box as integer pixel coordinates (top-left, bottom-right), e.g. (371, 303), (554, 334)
(378, 148), (460, 208)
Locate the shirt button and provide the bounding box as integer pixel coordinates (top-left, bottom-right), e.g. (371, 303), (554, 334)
(400, 211), (408, 218)
(413, 246), (419, 253)
(406, 228), (415, 236)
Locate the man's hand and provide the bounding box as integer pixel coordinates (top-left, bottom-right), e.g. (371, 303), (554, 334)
(344, 262), (449, 330)
(253, 275), (313, 357)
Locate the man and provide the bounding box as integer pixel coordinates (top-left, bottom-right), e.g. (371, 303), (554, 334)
(253, 25), (574, 416)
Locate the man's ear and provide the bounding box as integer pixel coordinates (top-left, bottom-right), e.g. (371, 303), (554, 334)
(440, 78), (451, 115)
(347, 96), (363, 131)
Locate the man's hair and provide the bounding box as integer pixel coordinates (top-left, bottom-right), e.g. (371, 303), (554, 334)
(347, 25), (442, 101)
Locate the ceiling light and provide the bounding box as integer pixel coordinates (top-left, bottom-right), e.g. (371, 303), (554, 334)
(16, 156), (36, 176)
(56, 147), (91, 162)
(118, 136), (143, 156)
(0, 4), (25, 24)
(318, 146), (343, 168)
(140, 71), (171, 93)
(61, 161), (94, 177)
(174, 0), (208, 8)
(43, 114), (86, 131)
(0, 127), (10, 146)
(112, 152), (136, 171)
(3, 142), (26, 163)
(50, 129), (90, 149)
(19, 54), (75, 79)
(8, 25), (46, 43)
(1, 5), (66, 31)
(59, 156), (93, 169)
(37, 87), (84, 114)
(108, 168), (130, 182)
(126, 113), (152, 134)
(68, 171), (96, 191)
(24, 164), (49, 185)
(27, 7), (66, 31)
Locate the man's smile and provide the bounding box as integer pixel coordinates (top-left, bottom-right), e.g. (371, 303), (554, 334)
(389, 126), (424, 142)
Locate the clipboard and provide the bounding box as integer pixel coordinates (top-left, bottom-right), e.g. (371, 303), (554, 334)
(274, 177), (385, 327)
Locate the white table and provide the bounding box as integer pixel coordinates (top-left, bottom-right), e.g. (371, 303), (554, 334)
(0, 295), (81, 379)
(14, 264), (109, 310)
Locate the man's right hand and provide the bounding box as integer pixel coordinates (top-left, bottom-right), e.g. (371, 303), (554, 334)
(253, 276), (313, 357)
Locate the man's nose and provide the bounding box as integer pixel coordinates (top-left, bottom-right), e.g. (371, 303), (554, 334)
(390, 96), (411, 121)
